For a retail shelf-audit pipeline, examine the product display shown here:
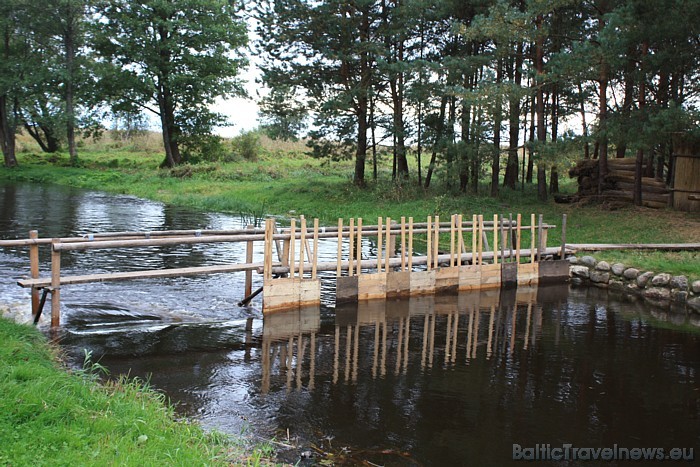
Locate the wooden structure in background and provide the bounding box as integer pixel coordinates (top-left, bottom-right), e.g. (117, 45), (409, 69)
(671, 133), (700, 212)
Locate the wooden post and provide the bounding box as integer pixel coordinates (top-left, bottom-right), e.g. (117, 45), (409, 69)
(537, 214), (544, 262)
(336, 219), (343, 277)
(433, 215), (439, 269)
(500, 214), (506, 263)
(289, 219), (296, 277)
(50, 239), (61, 327)
(457, 214), (464, 261)
(356, 218), (363, 276)
(426, 216), (432, 271)
(400, 216), (406, 272)
(493, 214), (498, 265)
(385, 217), (391, 272)
(264, 220), (273, 281)
(450, 214), (456, 267)
(408, 217), (414, 271)
(508, 214), (514, 262)
(245, 224), (254, 297)
(516, 214), (522, 264)
(530, 214), (535, 264)
(300, 216), (307, 277)
(377, 217), (383, 274)
(478, 215), (484, 266)
(348, 218), (354, 277)
(389, 219), (397, 259)
(560, 213), (567, 259)
(312, 218), (319, 280)
(29, 230), (40, 317)
(472, 215), (477, 265)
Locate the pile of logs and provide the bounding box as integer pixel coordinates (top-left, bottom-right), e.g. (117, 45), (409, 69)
(568, 158), (670, 209)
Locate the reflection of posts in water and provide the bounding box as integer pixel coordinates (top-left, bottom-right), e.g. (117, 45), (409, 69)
(373, 321), (380, 378)
(403, 316), (410, 373)
(296, 333), (306, 391)
(472, 307), (480, 359)
(428, 309), (436, 368)
(244, 317), (253, 361)
(510, 304), (517, 354)
(345, 326), (352, 382)
(286, 336), (294, 393)
(352, 323), (359, 383)
(333, 326), (339, 384)
(396, 317), (404, 375)
(262, 337), (271, 394)
(524, 302), (532, 350)
(309, 332), (316, 390)
(466, 310), (474, 362)
(444, 313), (452, 364)
(487, 305), (495, 358)
(421, 313), (429, 369)
(451, 311), (459, 364)
(381, 318), (387, 377)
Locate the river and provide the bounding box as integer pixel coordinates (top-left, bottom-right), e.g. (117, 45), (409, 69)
(1, 182), (699, 465)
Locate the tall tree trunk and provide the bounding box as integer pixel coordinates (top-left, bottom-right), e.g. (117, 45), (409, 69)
(64, 4), (77, 165)
(460, 76), (471, 193)
(535, 15), (547, 201)
(577, 82), (590, 159)
(504, 42), (523, 190)
(353, 7), (371, 187)
(391, 40), (408, 180)
(0, 95), (17, 168)
(491, 57), (503, 197)
(616, 53), (636, 159)
(597, 10), (609, 194)
(527, 87), (534, 183)
(370, 94), (377, 181)
(549, 87), (559, 194)
(634, 41), (648, 206)
(424, 95), (448, 189)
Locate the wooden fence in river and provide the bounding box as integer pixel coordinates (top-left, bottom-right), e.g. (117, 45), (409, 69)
(0, 213), (568, 327)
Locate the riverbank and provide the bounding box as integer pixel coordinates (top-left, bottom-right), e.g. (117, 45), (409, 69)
(0, 316), (280, 465)
(1, 144), (698, 279)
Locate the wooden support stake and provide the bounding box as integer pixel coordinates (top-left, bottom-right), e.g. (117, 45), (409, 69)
(312, 218), (319, 280)
(336, 219), (343, 277)
(516, 214), (522, 263)
(385, 217), (391, 272)
(300, 216), (306, 277)
(356, 218), (363, 276)
(263, 221), (270, 281)
(493, 214), (498, 265)
(457, 215), (464, 263)
(245, 224), (254, 297)
(426, 216), (432, 271)
(400, 216), (406, 272)
(500, 214), (506, 265)
(433, 215), (440, 269)
(530, 214), (535, 264)
(537, 214), (543, 262)
(450, 214), (456, 267)
(289, 219), (296, 277)
(377, 217), (383, 274)
(50, 240), (61, 327)
(560, 213), (567, 259)
(408, 217), (414, 271)
(472, 215), (477, 265)
(348, 218), (354, 277)
(478, 215), (484, 266)
(508, 213), (514, 262)
(29, 230), (40, 317)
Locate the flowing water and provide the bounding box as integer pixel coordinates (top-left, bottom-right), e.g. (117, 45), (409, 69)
(1, 182), (699, 465)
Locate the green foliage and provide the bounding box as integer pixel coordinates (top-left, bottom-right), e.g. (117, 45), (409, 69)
(231, 130), (262, 162)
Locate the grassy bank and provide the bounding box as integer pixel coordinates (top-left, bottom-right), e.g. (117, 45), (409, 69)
(0, 318), (279, 466)
(2, 134), (699, 279)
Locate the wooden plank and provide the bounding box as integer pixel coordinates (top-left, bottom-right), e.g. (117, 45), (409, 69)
(264, 277), (300, 311)
(435, 267), (459, 292)
(385, 217), (391, 272)
(245, 224), (254, 295)
(492, 214), (498, 265)
(312, 218), (319, 280)
(410, 270), (435, 295)
(515, 214), (521, 264)
(433, 215), (440, 269)
(336, 218), (343, 277)
(348, 218), (354, 277)
(377, 217), (383, 274)
(458, 265), (481, 291)
(480, 263), (501, 290)
(51, 241), (61, 327)
(356, 217), (363, 276)
(568, 243), (700, 251)
(289, 219), (296, 278)
(400, 217), (406, 272)
(299, 279), (321, 306)
(501, 262), (518, 287)
(29, 230), (39, 317)
(336, 275), (358, 303)
(19, 262), (266, 288)
(518, 262), (539, 286)
(358, 273), (387, 300)
(408, 217), (414, 271)
(386, 271), (411, 297)
(426, 216), (432, 270)
(538, 260), (571, 284)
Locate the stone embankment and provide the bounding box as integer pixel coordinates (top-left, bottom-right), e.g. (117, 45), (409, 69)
(569, 256), (700, 313)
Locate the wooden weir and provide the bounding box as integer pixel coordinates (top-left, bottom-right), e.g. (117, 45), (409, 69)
(2, 213), (568, 327)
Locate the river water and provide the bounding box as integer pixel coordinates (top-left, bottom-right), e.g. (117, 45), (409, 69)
(1, 182), (699, 465)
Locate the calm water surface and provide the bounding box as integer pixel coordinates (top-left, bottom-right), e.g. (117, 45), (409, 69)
(1, 182), (699, 465)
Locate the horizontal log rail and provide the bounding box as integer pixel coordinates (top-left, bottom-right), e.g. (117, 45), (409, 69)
(568, 243), (700, 252)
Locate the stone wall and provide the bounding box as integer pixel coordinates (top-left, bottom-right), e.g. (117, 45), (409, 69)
(569, 256), (700, 313)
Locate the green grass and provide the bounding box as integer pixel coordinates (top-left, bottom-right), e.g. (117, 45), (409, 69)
(0, 319), (279, 466)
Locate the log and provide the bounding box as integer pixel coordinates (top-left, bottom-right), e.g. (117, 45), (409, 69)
(605, 190), (670, 204)
(568, 243), (700, 252)
(616, 181), (670, 194)
(605, 171), (667, 188)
